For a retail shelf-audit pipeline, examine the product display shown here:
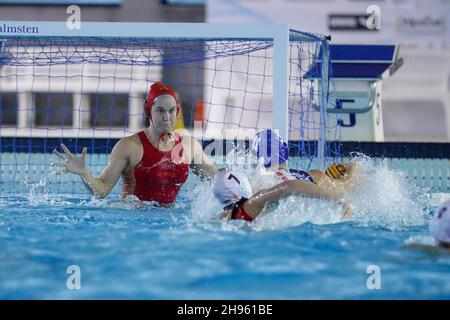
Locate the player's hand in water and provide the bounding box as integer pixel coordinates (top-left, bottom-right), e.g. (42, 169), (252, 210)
(51, 144), (87, 175)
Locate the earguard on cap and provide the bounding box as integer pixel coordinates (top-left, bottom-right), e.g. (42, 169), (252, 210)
(212, 170), (252, 205)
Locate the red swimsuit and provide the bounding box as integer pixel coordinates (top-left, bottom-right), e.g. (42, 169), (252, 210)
(121, 131), (189, 205)
(229, 198), (254, 222)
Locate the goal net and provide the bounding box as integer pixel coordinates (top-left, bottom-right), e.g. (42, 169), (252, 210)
(0, 22), (340, 194)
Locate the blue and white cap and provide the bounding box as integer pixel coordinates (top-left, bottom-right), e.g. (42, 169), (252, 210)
(429, 200), (450, 245)
(212, 170), (252, 205)
(250, 129), (289, 168)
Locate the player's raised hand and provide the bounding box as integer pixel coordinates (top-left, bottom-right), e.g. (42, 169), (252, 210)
(51, 144), (87, 175)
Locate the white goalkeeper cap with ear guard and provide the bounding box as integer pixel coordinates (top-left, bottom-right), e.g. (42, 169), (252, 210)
(212, 170), (252, 205)
(429, 200), (450, 245)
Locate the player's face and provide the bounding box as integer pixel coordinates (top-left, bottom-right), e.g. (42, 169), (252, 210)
(151, 95), (177, 133)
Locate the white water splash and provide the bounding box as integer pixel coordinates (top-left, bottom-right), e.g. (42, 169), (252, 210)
(190, 179), (222, 221)
(345, 155), (430, 230)
(190, 153), (431, 232)
(252, 197), (343, 231)
(23, 171), (69, 206)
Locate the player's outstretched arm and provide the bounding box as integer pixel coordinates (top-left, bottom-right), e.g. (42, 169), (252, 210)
(245, 180), (349, 219)
(52, 140), (129, 198)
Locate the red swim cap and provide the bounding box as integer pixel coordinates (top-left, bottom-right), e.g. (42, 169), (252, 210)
(144, 81), (179, 119)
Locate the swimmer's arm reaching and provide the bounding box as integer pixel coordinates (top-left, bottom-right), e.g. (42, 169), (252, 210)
(307, 162), (362, 193)
(52, 140), (130, 198)
(244, 179), (349, 220)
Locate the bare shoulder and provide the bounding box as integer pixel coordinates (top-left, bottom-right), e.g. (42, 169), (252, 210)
(110, 134), (142, 161)
(109, 134), (144, 172)
(174, 128), (195, 144)
(114, 134), (140, 151)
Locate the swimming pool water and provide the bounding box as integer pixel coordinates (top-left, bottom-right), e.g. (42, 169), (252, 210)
(1, 156), (449, 299)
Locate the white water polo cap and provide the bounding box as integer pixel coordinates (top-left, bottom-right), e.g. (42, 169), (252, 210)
(429, 200), (450, 245)
(212, 170), (253, 205)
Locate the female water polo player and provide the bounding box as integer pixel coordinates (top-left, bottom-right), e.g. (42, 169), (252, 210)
(212, 170), (352, 222)
(251, 129), (362, 193)
(52, 81), (218, 206)
(429, 200), (450, 250)
(404, 200), (450, 252)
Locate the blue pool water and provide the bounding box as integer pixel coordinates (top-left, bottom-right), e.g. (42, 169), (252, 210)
(1, 156), (450, 299)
